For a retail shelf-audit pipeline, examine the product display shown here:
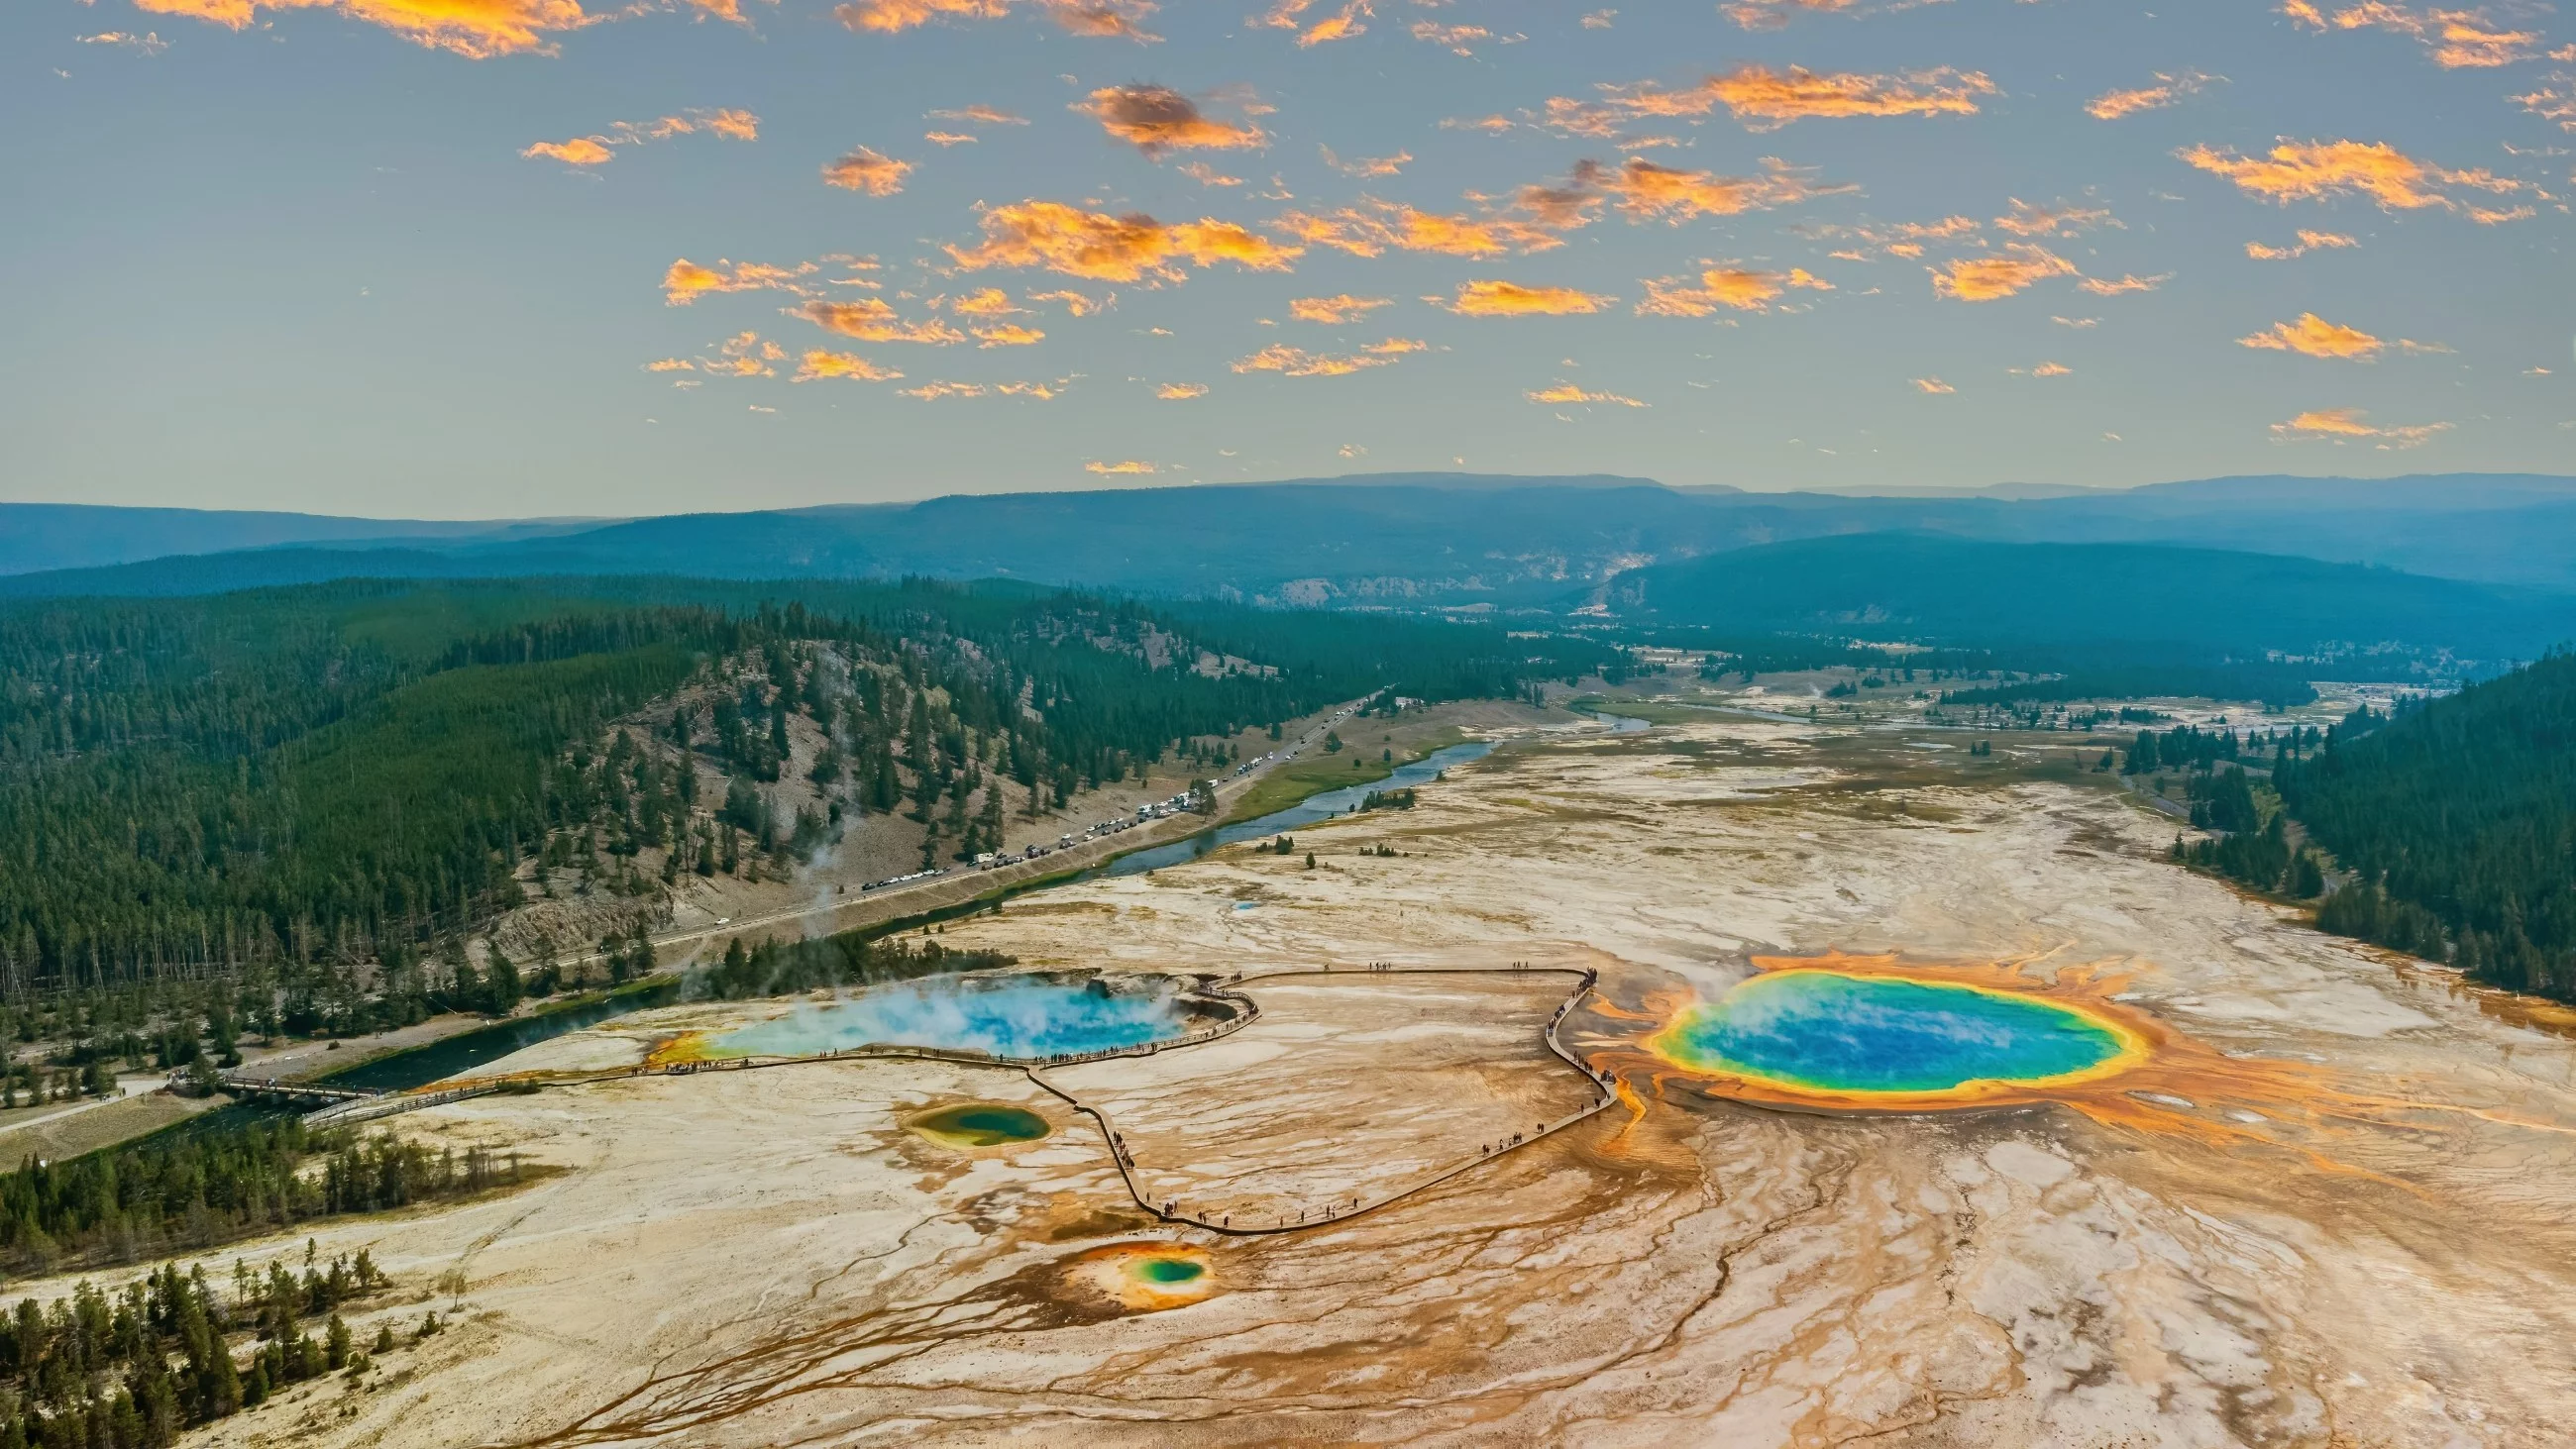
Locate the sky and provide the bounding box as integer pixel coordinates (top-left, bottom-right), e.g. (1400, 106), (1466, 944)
(6, 0), (2574, 518)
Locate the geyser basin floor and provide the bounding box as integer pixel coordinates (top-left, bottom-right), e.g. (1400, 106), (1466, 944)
(1650, 966), (2148, 1105)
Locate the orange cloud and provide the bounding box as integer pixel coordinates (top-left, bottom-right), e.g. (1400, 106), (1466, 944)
(1154, 382), (1209, 399)
(928, 103), (1027, 125)
(1437, 280), (1614, 316)
(2271, 406), (2452, 447)
(2244, 228), (2360, 259)
(1028, 288), (1111, 315)
(134, 0), (589, 57)
(947, 201), (1300, 282)
(522, 108), (759, 165)
(2085, 69), (2217, 120)
(924, 131), (978, 146)
(2237, 313), (2415, 360)
(1232, 343), (1400, 376)
(2512, 77), (2576, 131)
(1412, 20), (1495, 54)
(1086, 459), (1160, 472)
(1529, 156), (1852, 227)
(644, 358), (696, 372)
(1364, 338), (1425, 355)
(2076, 272), (2170, 295)
(703, 331), (785, 377)
(1528, 383), (1648, 406)
(2179, 138), (2517, 211)
(2293, 0), (2541, 67)
(1297, 0), (1370, 46)
(1993, 198), (2118, 237)
(795, 298), (969, 344)
(1549, 64), (1995, 137)
(1288, 294), (1393, 324)
(946, 288), (1020, 316)
(1179, 162), (1242, 186)
(795, 350), (904, 381)
(524, 137), (615, 165)
(1637, 265), (1830, 316)
(1911, 377), (1954, 393)
(1078, 85), (1265, 156)
(1321, 147), (1411, 177)
(661, 258), (818, 305)
(75, 30), (172, 52)
(1720, 0), (1857, 28)
(822, 147), (912, 195)
(1927, 245), (2077, 301)
(973, 323), (1046, 347)
(1276, 200), (1559, 258)
(2022, 361), (2074, 376)
(836, 0), (1154, 38)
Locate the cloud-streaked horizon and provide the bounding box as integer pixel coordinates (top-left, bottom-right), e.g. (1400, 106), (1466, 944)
(22, 0), (2569, 506)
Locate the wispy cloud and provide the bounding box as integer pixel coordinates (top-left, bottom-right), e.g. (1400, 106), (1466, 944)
(794, 298), (970, 344)
(1927, 245), (2077, 301)
(822, 147), (912, 194)
(2270, 405), (2452, 447)
(2076, 271), (2170, 295)
(795, 350), (905, 381)
(2286, 0), (2541, 68)
(1548, 64), (1996, 136)
(947, 202), (1301, 281)
(74, 30), (171, 52)
(2239, 312), (2386, 359)
(2179, 138), (2521, 211)
(2245, 228), (2359, 259)
(1528, 382), (1648, 406)
(1911, 376), (1955, 393)
(1086, 459), (1160, 472)
(661, 258), (818, 305)
(1154, 382), (1209, 399)
(1276, 200), (1560, 258)
(2085, 70), (2219, 120)
(836, 0), (1158, 41)
(1232, 341), (1417, 375)
(1435, 280), (1615, 316)
(1288, 294), (1393, 324)
(1078, 85), (1267, 155)
(1637, 265), (1831, 315)
(135, 0), (590, 57)
(524, 108), (759, 167)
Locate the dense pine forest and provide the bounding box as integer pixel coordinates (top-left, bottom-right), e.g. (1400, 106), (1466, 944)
(2274, 654), (2576, 1001)
(0, 578), (1604, 1004)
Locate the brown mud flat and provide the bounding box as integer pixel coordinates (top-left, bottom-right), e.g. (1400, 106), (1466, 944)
(36, 711), (2576, 1448)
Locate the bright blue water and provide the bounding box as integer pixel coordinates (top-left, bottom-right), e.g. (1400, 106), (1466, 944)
(1660, 972), (2126, 1094)
(1108, 740), (1491, 876)
(710, 975), (1196, 1061)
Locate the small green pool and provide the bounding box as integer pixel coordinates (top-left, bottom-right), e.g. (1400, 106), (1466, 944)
(1127, 1256), (1206, 1286)
(907, 1102), (1051, 1148)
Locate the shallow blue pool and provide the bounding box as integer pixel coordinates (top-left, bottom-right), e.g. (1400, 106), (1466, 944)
(710, 975), (1195, 1061)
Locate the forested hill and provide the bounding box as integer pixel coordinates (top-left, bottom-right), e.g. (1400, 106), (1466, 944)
(1602, 533), (2570, 662)
(0, 578), (1603, 995)
(2278, 653), (2576, 1001)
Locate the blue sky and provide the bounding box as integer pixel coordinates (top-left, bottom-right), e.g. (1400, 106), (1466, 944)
(6, 0), (2571, 517)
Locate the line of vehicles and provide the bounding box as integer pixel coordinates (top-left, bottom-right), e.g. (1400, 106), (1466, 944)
(854, 698), (1374, 891)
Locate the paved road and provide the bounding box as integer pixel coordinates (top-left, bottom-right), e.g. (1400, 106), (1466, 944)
(566, 694), (1384, 973)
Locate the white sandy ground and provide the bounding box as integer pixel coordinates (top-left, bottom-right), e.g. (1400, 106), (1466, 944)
(38, 711), (2576, 1448)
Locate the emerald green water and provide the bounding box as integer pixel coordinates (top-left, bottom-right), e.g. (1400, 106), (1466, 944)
(1130, 1257), (1205, 1285)
(909, 1102), (1050, 1146)
(1658, 971), (2129, 1094)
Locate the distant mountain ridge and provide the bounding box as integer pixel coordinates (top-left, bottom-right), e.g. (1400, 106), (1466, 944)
(1600, 533), (2572, 662)
(6, 471), (2575, 600)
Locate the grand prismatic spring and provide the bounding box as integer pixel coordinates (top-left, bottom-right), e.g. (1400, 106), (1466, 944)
(1648, 963), (2150, 1106)
(52, 710), (2576, 1448)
